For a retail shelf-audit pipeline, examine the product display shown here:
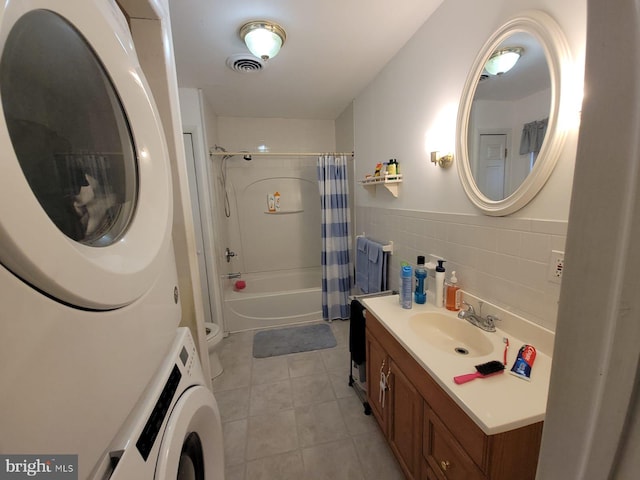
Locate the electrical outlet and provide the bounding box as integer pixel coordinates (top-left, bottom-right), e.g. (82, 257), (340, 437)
(547, 250), (565, 284)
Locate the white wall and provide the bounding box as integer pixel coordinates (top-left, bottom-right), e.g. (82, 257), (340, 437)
(353, 0), (586, 330)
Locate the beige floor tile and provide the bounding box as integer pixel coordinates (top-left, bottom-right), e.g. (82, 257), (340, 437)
(225, 463), (245, 480)
(249, 379), (293, 416)
(214, 387), (250, 422)
(251, 356), (290, 385)
(337, 396), (379, 436)
(352, 430), (405, 480)
(223, 419), (247, 467)
(302, 438), (365, 480)
(330, 319), (350, 346)
(291, 373), (335, 407)
(321, 346), (350, 372)
(287, 351), (326, 378)
(245, 451), (304, 480)
(246, 409), (298, 460)
(213, 361), (251, 392)
(328, 371), (357, 399)
(295, 400), (349, 447)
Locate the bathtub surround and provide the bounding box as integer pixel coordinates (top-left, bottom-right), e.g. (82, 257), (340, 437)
(317, 154), (352, 321)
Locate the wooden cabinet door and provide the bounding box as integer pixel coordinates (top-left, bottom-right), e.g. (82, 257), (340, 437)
(366, 329), (389, 436)
(389, 358), (423, 480)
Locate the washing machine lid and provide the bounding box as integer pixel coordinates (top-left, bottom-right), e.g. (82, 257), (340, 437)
(0, 0), (173, 309)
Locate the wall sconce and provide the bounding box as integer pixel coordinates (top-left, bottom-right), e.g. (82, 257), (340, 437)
(431, 151), (454, 168)
(240, 20), (287, 61)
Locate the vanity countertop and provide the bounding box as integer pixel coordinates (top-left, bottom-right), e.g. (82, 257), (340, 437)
(361, 294), (553, 435)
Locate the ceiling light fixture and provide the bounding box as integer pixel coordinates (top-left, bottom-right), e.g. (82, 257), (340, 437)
(484, 47), (524, 75)
(240, 21), (287, 61)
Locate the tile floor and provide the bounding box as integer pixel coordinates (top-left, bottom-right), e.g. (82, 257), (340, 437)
(211, 319), (405, 480)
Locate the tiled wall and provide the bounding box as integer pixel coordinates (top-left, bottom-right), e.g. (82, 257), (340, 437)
(356, 206), (566, 332)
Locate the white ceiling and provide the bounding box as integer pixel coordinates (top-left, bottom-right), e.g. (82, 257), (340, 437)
(168, 0), (444, 120)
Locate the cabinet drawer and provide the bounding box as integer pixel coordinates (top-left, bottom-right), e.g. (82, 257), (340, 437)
(425, 407), (485, 480)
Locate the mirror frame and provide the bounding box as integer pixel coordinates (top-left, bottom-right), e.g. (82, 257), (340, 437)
(456, 10), (571, 216)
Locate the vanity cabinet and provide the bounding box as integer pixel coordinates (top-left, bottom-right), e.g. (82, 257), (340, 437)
(365, 311), (543, 480)
(366, 327), (422, 479)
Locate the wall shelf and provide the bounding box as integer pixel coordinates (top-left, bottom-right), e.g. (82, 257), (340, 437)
(358, 174), (403, 197)
(263, 209), (304, 215)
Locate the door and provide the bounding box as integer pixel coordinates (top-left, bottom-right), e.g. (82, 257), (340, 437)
(476, 134), (507, 201)
(366, 330), (389, 436)
(389, 358), (423, 480)
(0, 2), (173, 309)
(184, 133), (213, 324)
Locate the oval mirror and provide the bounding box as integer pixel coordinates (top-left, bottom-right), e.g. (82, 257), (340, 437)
(456, 11), (571, 215)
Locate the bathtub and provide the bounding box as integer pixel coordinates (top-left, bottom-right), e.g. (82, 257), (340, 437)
(223, 267), (323, 332)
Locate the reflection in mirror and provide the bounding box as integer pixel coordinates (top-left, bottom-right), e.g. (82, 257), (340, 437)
(456, 11), (571, 216)
(468, 33), (550, 201)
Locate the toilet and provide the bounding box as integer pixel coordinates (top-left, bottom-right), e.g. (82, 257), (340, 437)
(204, 322), (224, 378)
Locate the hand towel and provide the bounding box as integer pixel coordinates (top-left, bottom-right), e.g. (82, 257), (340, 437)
(367, 240), (384, 293)
(355, 236), (369, 293)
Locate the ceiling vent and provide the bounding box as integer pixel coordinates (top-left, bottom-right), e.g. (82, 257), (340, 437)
(226, 54), (264, 73)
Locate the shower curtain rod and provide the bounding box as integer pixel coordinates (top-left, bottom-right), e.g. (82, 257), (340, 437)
(209, 151), (354, 157)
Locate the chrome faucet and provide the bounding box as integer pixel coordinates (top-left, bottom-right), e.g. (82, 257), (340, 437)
(225, 247), (236, 263)
(458, 301), (500, 332)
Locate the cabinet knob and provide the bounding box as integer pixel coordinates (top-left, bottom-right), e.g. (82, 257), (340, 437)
(440, 460), (451, 471)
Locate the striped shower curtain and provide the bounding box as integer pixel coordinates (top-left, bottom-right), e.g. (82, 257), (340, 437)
(317, 154), (351, 321)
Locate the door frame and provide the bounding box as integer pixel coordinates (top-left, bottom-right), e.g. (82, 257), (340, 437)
(182, 126), (225, 332)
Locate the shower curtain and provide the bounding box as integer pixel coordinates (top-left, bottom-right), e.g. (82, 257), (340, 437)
(317, 154), (351, 321)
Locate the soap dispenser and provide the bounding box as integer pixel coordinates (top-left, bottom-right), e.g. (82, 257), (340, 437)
(435, 260), (446, 307)
(446, 271), (460, 311)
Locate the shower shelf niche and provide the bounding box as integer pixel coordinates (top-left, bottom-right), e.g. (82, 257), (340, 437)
(358, 174), (403, 197)
(263, 209), (304, 214)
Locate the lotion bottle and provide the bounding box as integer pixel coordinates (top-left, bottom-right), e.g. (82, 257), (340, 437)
(435, 260), (446, 307)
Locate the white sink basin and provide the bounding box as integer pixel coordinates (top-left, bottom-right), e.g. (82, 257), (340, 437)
(408, 312), (495, 357)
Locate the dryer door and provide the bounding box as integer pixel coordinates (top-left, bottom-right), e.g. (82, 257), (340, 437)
(0, 0), (173, 309)
(155, 386), (225, 480)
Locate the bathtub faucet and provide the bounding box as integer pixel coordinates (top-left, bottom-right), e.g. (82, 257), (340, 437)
(225, 247), (237, 263)
(224, 272), (242, 279)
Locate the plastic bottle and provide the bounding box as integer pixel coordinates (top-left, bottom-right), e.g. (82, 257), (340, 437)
(414, 255), (427, 304)
(399, 261), (408, 304)
(274, 191), (281, 211)
(387, 159), (397, 176)
(446, 271), (460, 311)
(401, 264), (413, 309)
(435, 260), (446, 307)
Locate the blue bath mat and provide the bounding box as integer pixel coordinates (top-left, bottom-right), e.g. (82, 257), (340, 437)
(253, 323), (337, 358)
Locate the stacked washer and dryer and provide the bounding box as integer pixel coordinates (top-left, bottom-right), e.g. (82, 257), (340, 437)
(0, 0), (223, 478)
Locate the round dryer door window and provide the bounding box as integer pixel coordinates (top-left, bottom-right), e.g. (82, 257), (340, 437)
(0, 2), (174, 309)
(1, 10), (137, 247)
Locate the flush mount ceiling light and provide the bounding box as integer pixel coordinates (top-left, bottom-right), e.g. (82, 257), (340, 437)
(484, 47), (524, 75)
(240, 21), (287, 61)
